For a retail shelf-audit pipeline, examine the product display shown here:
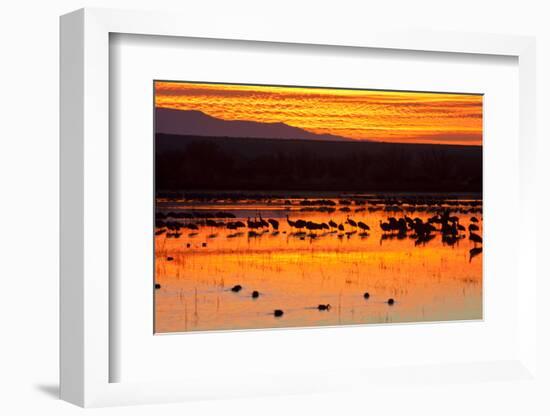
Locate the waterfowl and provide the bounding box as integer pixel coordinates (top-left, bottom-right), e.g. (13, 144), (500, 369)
(155, 283), (161, 289)
(387, 298), (395, 305)
(274, 309), (284, 317)
(251, 290), (260, 298)
(267, 219), (279, 230)
(231, 285), (242, 292)
(317, 304), (331, 311)
(357, 221), (370, 231)
(363, 292), (370, 299)
(469, 232), (482, 246)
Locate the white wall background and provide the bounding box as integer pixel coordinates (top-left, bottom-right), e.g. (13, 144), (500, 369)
(0, 1), (548, 415)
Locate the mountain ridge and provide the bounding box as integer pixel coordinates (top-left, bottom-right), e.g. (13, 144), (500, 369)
(155, 107), (360, 142)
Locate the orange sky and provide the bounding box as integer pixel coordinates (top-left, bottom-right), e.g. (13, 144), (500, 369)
(155, 81), (483, 146)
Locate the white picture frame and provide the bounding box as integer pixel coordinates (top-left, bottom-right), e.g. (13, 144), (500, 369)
(60, 7), (538, 407)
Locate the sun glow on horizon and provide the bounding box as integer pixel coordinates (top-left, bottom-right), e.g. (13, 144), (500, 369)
(155, 81), (483, 146)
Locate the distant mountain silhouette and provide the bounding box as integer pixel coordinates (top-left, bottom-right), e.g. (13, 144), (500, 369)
(155, 107), (358, 142)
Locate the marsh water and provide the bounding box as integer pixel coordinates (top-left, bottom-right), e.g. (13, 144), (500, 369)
(154, 193), (482, 333)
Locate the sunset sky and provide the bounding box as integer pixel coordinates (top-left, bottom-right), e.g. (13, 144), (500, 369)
(155, 81), (483, 146)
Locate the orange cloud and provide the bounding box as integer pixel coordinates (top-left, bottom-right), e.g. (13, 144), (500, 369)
(155, 81), (482, 146)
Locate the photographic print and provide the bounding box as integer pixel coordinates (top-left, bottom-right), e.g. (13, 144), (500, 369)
(154, 81), (482, 333)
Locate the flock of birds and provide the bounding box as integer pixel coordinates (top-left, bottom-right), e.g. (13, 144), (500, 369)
(155, 206), (482, 260)
(155, 279), (395, 318)
(155, 200), (482, 318)
(220, 284), (397, 318)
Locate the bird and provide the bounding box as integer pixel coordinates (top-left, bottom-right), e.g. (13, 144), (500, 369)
(469, 247), (482, 262)
(247, 217), (262, 229)
(363, 292), (370, 299)
(202, 242), (207, 247)
(387, 298), (395, 305)
(317, 304), (331, 311)
(470, 217), (479, 223)
(328, 219), (338, 229)
(469, 232), (482, 246)
(268, 218), (279, 230)
(346, 217), (357, 227)
(274, 309), (284, 317)
(258, 214), (269, 228)
(251, 290), (260, 298)
(379, 220), (391, 233)
(286, 215), (306, 229)
(226, 221), (241, 230)
(468, 223), (479, 232)
(155, 283), (161, 289)
(205, 219), (218, 227)
(357, 221), (370, 231)
(231, 285), (242, 292)
(186, 243), (191, 248)
(166, 256), (174, 261)
(338, 223), (345, 231)
(286, 215), (296, 228)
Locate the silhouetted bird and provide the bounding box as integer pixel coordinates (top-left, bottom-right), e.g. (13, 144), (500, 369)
(268, 219), (279, 230)
(338, 223), (345, 231)
(202, 242), (207, 247)
(363, 292), (370, 299)
(167, 256), (174, 261)
(317, 304), (331, 311)
(347, 217), (357, 227)
(274, 309), (284, 317)
(205, 219), (218, 227)
(469, 232), (482, 246)
(155, 283), (161, 289)
(469, 247), (482, 262)
(357, 221), (370, 231)
(379, 220), (391, 233)
(470, 217), (479, 223)
(286, 215), (296, 228)
(468, 223), (479, 232)
(387, 298), (395, 305)
(259, 214), (269, 228)
(247, 217), (262, 229)
(231, 285), (242, 292)
(286, 215), (306, 229)
(251, 290), (260, 298)
(328, 220), (338, 229)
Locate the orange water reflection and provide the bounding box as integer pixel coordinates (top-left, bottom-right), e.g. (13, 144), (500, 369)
(154, 197), (482, 333)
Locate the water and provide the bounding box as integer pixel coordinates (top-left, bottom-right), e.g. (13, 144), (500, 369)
(154, 194), (482, 333)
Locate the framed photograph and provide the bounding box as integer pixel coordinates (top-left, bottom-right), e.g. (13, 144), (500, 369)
(152, 80), (484, 334)
(60, 8), (538, 407)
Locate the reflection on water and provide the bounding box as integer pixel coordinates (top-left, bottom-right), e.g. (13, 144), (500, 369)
(154, 194), (482, 333)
